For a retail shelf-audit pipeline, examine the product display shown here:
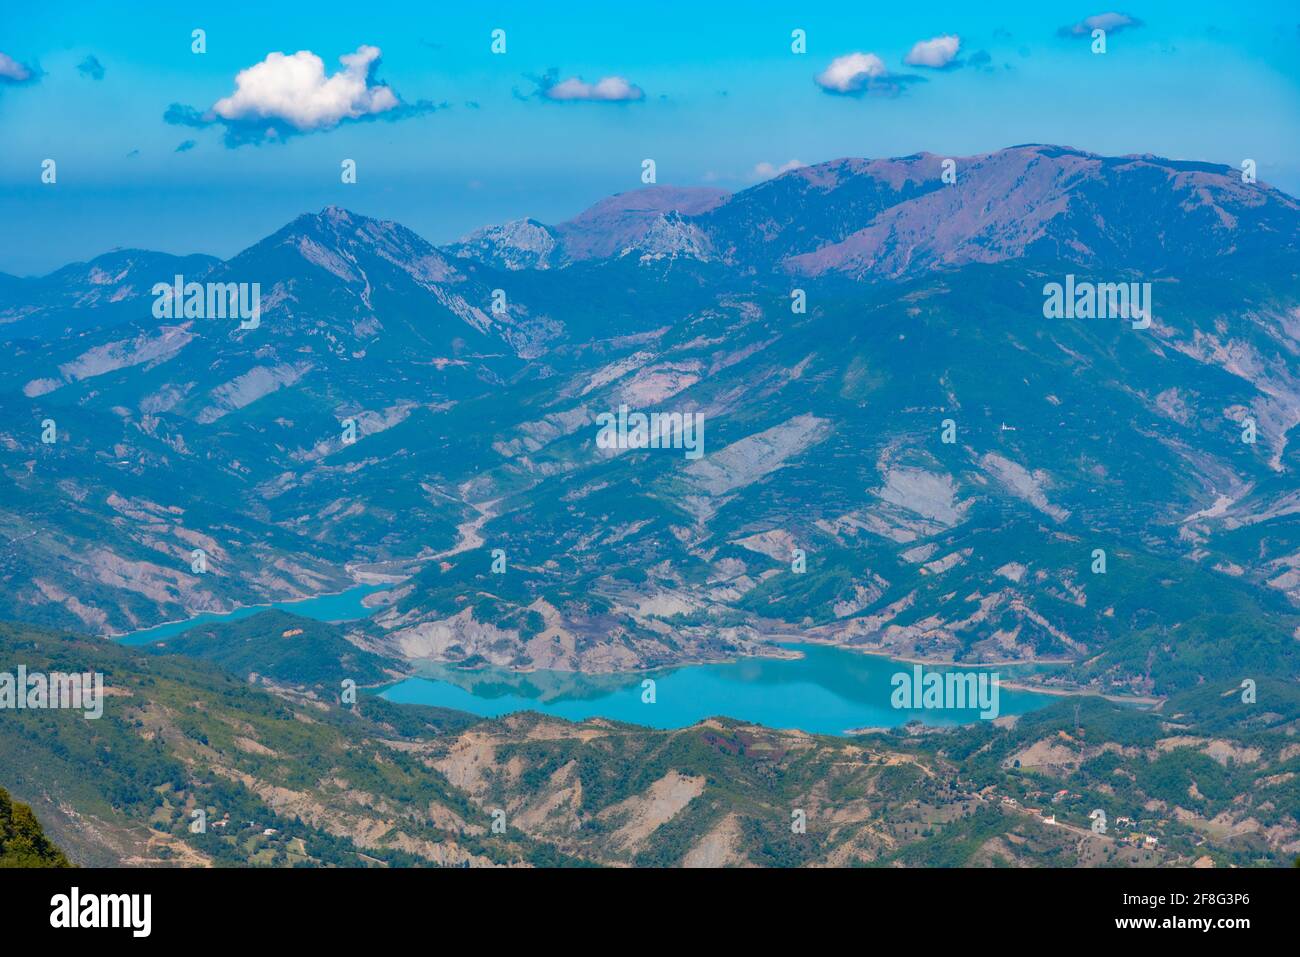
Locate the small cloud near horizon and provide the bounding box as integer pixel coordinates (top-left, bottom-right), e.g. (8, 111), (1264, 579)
(815, 52), (923, 97)
(1057, 12), (1144, 37)
(77, 55), (105, 80)
(527, 69), (645, 102)
(164, 45), (438, 146)
(752, 159), (806, 181)
(175, 139), (196, 153)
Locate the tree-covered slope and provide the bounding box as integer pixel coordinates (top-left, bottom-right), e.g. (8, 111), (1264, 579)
(0, 785), (70, 868)
(3, 621), (1294, 867)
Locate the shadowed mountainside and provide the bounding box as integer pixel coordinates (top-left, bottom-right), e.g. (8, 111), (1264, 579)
(1, 145), (1298, 701)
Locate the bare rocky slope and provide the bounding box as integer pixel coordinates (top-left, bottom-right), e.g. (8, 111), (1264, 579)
(2, 146), (1299, 700)
(4, 622), (1296, 867)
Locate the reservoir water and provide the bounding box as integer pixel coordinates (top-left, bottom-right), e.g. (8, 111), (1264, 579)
(114, 583), (386, 646)
(380, 642), (1058, 736)
(117, 589), (1060, 735)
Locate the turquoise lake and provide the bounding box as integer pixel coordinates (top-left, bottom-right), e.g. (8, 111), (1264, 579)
(116, 589), (1060, 735)
(114, 583), (386, 646)
(380, 643), (1059, 736)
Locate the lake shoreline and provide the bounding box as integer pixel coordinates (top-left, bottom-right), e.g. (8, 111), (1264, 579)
(112, 587), (1159, 715)
(758, 634), (1160, 706)
(380, 641), (1063, 737)
(110, 582), (388, 645)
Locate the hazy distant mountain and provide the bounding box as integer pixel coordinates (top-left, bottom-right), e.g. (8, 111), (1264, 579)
(0, 250), (221, 340)
(3, 146), (1299, 700)
(449, 145), (1300, 279)
(446, 218), (561, 271)
(448, 185), (728, 268)
(780, 146), (1300, 279)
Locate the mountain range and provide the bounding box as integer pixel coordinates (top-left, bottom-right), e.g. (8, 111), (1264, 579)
(3, 144), (1300, 700)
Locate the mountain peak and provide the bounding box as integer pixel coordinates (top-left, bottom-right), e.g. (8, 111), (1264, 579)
(783, 145), (1298, 278)
(565, 185), (730, 222)
(281, 205), (373, 237)
(448, 218), (560, 270)
(247, 206), (427, 260)
(318, 205), (362, 225)
(552, 185), (729, 262)
(438, 144), (1299, 280)
(217, 204), (473, 299)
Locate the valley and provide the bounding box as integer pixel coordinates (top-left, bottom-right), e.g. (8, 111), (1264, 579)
(5, 0), (1300, 904)
(2, 145), (1299, 869)
(2, 621), (1296, 868)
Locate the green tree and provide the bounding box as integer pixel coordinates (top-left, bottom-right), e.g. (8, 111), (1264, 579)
(0, 786), (71, 868)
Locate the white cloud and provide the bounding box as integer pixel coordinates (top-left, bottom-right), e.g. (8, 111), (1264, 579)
(1059, 12), (1143, 36)
(542, 75), (644, 102)
(814, 52), (887, 93)
(211, 45), (400, 130)
(814, 52), (922, 97)
(753, 159), (806, 180)
(0, 51), (33, 83)
(904, 35), (961, 68)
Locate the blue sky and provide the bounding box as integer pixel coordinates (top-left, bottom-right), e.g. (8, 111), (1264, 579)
(1, 1), (1298, 275)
